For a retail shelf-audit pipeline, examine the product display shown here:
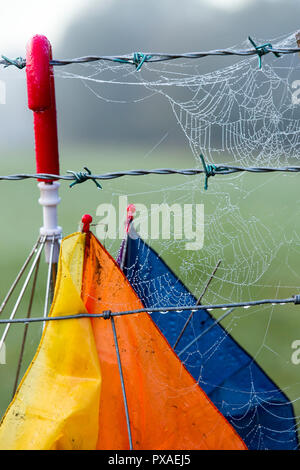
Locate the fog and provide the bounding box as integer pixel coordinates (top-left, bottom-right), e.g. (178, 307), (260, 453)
(1, 0), (300, 152)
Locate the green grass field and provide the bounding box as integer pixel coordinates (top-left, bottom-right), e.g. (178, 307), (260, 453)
(1, 144), (300, 436)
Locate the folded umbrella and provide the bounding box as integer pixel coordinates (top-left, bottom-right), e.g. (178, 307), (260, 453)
(0, 228), (246, 450)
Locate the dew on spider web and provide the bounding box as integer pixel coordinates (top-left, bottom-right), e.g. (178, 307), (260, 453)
(54, 32), (300, 449)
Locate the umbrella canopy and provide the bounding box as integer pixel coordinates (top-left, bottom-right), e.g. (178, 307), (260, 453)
(0, 233), (101, 450)
(118, 224), (298, 450)
(0, 230), (246, 450)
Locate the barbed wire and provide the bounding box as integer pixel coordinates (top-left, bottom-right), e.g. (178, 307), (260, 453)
(1, 164), (300, 190)
(0, 294), (299, 326)
(1, 36), (300, 71)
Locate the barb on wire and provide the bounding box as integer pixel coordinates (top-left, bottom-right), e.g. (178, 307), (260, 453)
(0, 37), (299, 70)
(199, 154), (229, 190)
(248, 36), (280, 69)
(114, 52), (153, 71)
(1, 55), (26, 69)
(0, 294), (299, 326)
(68, 167), (102, 189)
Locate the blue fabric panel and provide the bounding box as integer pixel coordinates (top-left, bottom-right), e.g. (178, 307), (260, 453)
(120, 230), (298, 450)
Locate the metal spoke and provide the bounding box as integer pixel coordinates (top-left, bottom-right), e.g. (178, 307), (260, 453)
(42, 236), (55, 329)
(0, 237), (40, 316)
(177, 308), (235, 358)
(50, 262), (57, 304)
(173, 260), (222, 349)
(11, 253), (41, 398)
(196, 260), (222, 305)
(0, 237), (45, 353)
(119, 232), (129, 272)
(110, 315), (133, 450)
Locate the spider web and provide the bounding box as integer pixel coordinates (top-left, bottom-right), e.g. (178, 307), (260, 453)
(54, 32), (300, 449)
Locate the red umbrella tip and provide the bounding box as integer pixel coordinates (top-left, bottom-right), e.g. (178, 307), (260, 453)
(127, 204), (136, 218)
(82, 214), (93, 233)
(125, 204), (136, 233)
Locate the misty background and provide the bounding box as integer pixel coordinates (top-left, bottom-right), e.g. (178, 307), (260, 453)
(1, 0), (300, 157)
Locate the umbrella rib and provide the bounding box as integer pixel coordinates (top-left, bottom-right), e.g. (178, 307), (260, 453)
(50, 262), (57, 305)
(0, 237), (46, 353)
(110, 315), (133, 450)
(11, 252), (41, 398)
(173, 259), (222, 349)
(177, 308), (235, 358)
(119, 233), (129, 272)
(43, 235), (56, 329)
(0, 237), (41, 316)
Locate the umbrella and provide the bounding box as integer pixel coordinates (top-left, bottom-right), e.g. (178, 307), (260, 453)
(117, 213), (298, 450)
(0, 222), (246, 450)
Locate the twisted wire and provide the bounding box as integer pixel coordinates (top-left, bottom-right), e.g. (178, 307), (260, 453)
(1, 42), (300, 70)
(1, 165), (300, 184)
(0, 294), (299, 325)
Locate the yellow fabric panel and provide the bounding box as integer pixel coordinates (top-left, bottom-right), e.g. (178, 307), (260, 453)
(0, 233), (101, 450)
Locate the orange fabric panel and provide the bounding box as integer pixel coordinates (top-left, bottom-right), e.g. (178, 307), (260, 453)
(82, 234), (246, 450)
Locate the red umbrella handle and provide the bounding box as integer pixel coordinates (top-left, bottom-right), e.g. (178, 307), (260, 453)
(26, 35), (62, 264)
(26, 35), (60, 182)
